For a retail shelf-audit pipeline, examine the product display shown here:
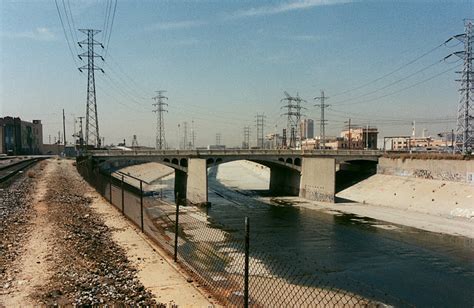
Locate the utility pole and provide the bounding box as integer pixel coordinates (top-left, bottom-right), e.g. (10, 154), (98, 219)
(445, 19), (474, 154)
(366, 123), (369, 149)
(62, 109), (67, 146)
(78, 29), (104, 148)
(57, 131), (61, 155)
(183, 121), (188, 150)
(243, 126), (250, 149)
(256, 114), (265, 149)
(77, 116), (85, 148)
(73, 115), (76, 138)
(152, 90), (168, 150)
(177, 123), (180, 149)
(345, 118), (352, 149)
(452, 128), (455, 153)
(314, 90), (330, 150)
(191, 120), (196, 149)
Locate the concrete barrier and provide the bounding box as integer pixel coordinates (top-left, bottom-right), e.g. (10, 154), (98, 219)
(378, 157), (474, 184)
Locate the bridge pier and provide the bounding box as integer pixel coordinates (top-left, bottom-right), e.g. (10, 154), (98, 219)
(174, 169), (187, 203)
(299, 157), (336, 202)
(269, 166), (300, 196)
(186, 158), (208, 205)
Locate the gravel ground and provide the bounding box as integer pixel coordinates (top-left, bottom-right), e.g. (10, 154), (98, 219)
(0, 164), (39, 289)
(0, 159), (164, 306)
(32, 160), (159, 306)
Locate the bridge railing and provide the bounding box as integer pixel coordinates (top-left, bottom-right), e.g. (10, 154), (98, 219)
(88, 148), (383, 157)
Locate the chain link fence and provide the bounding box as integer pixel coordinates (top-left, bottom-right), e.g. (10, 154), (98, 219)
(76, 157), (408, 307)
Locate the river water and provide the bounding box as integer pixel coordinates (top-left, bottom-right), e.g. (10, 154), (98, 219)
(151, 162), (473, 307)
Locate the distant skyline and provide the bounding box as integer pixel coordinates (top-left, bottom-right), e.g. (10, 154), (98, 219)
(1, 0), (472, 147)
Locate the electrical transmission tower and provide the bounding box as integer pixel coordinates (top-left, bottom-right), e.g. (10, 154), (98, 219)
(256, 114), (266, 148)
(132, 134), (139, 148)
(243, 126), (250, 149)
(446, 20), (474, 154)
(152, 90), (168, 150)
(281, 92), (305, 149)
(78, 29), (104, 148)
(216, 133), (222, 146)
(183, 121), (188, 150)
(314, 90), (330, 149)
(191, 120), (196, 149)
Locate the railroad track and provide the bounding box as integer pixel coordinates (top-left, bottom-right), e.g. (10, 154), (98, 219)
(0, 158), (43, 183)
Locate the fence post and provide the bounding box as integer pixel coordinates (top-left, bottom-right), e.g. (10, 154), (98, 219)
(121, 174), (124, 214)
(109, 171), (113, 203)
(140, 180), (144, 232)
(244, 217), (249, 308)
(174, 193), (180, 262)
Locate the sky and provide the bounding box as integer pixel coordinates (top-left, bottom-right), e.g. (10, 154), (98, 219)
(0, 0), (473, 148)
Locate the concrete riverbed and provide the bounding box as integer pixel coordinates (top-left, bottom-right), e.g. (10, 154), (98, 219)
(118, 159), (474, 306)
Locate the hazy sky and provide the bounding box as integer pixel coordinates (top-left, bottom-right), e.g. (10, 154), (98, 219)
(1, 0), (472, 147)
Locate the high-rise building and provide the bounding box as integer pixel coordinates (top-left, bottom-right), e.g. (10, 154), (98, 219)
(300, 119), (314, 140)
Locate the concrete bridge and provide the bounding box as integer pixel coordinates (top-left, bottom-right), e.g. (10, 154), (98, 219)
(88, 149), (382, 204)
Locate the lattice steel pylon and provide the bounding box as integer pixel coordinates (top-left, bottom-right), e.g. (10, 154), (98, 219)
(314, 90), (330, 150)
(255, 114), (265, 148)
(152, 90), (168, 150)
(243, 126), (250, 149)
(281, 92), (305, 149)
(78, 29), (104, 148)
(446, 20), (474, 154)
(131, 134), (139, 148)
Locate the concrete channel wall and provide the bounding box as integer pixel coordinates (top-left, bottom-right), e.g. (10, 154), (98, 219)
(377, 157), (474, 184)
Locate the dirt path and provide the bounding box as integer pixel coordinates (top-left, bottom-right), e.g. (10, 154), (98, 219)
(90, 192), (217, 307)
(1, 161), (56, 306)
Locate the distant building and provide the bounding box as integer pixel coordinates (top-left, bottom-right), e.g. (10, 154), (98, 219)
(340, 126), (378, 150)
(300, 119), (314, 140)
(207, 144), (226, 150)
(301, 138), (319, 150)
(0, 117), (43, 155)
(389, 136), (447, 152)
(264, 133), (282, 149)
(301, 126), (379, 150)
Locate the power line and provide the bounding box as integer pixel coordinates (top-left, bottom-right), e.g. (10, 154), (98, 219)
(332, 59), (444, 105)
(335, 63), (462, 106)
(54, 0), (80, 68)
(102, 0), (112, 44)
(61, 0), (79, 55)
(104, 0), (117, 59)
(332, 42), (445, 97)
